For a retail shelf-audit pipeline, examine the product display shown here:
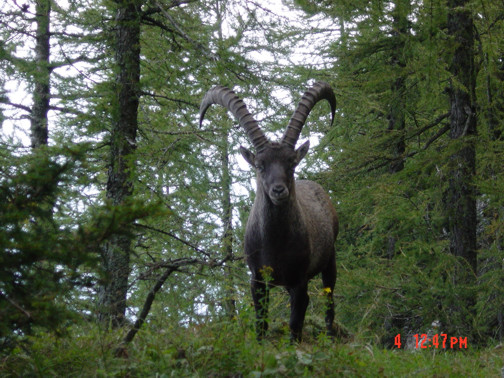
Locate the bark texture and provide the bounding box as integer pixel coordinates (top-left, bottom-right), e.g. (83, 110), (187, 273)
(31, 0), (51, 148)
(446, 0), (477, 274)
(98, 0), (141, 327)
(387, 0), (408, 174)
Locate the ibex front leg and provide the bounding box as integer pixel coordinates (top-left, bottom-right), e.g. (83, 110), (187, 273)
(251, 278), (269, 340)
(288, 282), (309, 342)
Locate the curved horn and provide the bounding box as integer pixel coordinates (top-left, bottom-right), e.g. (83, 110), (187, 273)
(199, 85), (269, 152)
(282, 81), (336, 148)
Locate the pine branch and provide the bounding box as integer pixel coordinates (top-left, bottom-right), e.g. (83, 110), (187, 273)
(141, 15), (177, 34)
(142, 0), (196, 17)
(133, 223), (211, 257)
(354, 113), (451, 173)
(47, 105), (84, 116)
(364, 156), (395, 173)
(407, 112), (449, 142)
(153, 0), (217, 61)
(140, 91), (198, 108)
(49, 54), (105, 71)
(363, 123), (450, 173)
(141, 127), (221, 136)
(407, 124), (450, 159)
(0, 98), (32, 113)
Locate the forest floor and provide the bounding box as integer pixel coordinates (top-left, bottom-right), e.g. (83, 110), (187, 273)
(1, 319), (503, 377)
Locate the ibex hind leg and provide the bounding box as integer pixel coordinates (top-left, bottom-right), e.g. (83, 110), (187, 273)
(322, 257), (336, 338)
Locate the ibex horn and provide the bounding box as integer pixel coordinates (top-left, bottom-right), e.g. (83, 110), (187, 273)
(200, 86), (269, 153)
(282, 82), (336, 148)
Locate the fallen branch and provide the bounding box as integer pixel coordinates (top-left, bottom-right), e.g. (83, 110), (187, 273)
(2, 294), (32, 320)
(122, 265), (176, 345)
(120, 254), (234, 350)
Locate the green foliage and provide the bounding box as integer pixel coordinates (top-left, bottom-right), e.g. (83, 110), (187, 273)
(0, 143), (163, 341)
(1, 320), (502, 376)
(293, 0), (504, 346)
(0, 145), (93, 339)
(1, 0), (504, 368)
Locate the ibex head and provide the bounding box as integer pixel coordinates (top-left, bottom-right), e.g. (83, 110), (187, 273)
(199, 82), (336, 205)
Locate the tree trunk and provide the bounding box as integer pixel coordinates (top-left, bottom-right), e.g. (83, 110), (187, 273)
(387, 0), (409, 174)
(31, 0), (51, 148)
(220, 130), (236, 318)
(483, 51), (504, 341)
(98, 0), (141, 327)
(214, 0), (236, 318)
(446, 0), (477, 274)
(384, 0), (409, 259)
(443, 0), (477, 336)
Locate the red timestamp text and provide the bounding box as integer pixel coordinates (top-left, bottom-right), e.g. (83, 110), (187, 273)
(394, 333), (468, 349)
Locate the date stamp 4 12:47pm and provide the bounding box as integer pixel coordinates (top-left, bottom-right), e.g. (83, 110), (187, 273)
(394, 333), (468, 349)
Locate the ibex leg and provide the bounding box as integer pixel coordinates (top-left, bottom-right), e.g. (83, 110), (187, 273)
(251, 278), (269, 340)
(322, 258), (336, 337)
(288, 282), (309, 342)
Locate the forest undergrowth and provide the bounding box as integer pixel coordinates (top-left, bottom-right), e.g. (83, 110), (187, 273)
(1, 310), (502, 377)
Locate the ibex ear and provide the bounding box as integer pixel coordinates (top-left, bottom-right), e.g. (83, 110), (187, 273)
(240, 146), (255, 167)
(295, 140), (310, 163)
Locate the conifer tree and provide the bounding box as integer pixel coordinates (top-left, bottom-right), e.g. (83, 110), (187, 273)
(443, 0), (478, 335)
(97, 0), (143, 328)
(445, 0), (477, 274)
(0, 0), (151, 338)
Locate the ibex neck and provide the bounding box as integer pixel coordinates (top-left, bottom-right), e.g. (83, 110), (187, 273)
(256, 188), (301, 235)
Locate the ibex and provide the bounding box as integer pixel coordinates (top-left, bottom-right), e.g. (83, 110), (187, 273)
(200, 82), (338, 341)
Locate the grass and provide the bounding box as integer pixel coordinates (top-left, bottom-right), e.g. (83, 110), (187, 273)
(1, 316), (503, 377)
